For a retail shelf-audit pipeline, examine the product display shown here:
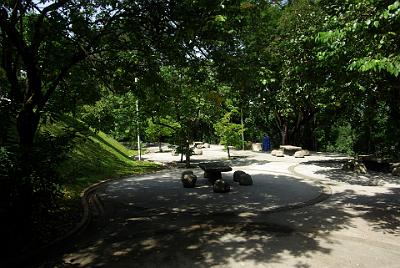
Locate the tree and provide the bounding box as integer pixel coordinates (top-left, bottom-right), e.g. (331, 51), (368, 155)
(145, 117), (178, 152)
(316, 0), (400, 157)
(214, 109), (244, 158)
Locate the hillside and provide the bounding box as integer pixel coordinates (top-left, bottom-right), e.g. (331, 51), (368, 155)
(49, 116), (160, 196)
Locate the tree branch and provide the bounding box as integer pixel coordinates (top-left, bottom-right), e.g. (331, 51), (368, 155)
(32, 0), (68, 50)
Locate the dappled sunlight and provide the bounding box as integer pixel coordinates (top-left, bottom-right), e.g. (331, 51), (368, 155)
(100, 169), (322, 215)
(57, 220), (337, 267)
(39, 154), (400, 267)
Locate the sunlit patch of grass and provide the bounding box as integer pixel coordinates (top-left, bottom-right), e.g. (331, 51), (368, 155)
(32, 116), (161, 247)
(55, 116), (161, 198)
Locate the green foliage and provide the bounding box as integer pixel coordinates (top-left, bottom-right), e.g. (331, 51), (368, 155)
(78, 91), (139, 141)
(145, 117), (178, 144)
(326, 122), (355, 155)
(214, 110), (245, 157)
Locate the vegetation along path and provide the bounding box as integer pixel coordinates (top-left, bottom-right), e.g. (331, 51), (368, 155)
(37, 146), (400, 268)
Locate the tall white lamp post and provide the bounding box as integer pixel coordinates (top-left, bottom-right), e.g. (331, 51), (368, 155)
(135, 78), (142, 160)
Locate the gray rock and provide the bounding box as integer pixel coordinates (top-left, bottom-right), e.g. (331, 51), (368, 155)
(294, 150), (305, 158)
(181, 171), (197, 188)
(181, 170), (194, 178)
(301, 149), (310, 156)
(354, 162), (368, 174)
(239, 173), (253, 186)
(233, 170), (246, 182)
(392, 166), (400, 176)
(275, 150), (284, 157)
(252, 143), (262, 151)
(341, 160), (367, 174)
(213, 179), (231, 193)
(342, 160), (354, 171)
(193, 148), (203, 155)
(204, 143), (210, 148)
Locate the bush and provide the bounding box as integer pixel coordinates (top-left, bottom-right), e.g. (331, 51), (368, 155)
(326, 122), (355, 155)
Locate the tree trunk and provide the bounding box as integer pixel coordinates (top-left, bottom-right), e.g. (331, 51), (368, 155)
(17, 107), (39, 147)
(185, 140), (191, 168)
(281, 123), (288, 145)
(241, 108), (245, 150)
(12, 106), (40, 247)
(227, 145), (231, 158)
(158, 139), (162, 152)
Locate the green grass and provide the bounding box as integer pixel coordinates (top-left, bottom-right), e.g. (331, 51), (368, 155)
(50, 116), (161, 198)
(25, 116), (161, 249)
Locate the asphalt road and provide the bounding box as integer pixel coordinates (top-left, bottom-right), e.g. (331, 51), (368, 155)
(38, 146), (400, 268)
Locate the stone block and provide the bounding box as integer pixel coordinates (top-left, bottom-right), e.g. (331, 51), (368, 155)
(239, 173), (253, 186)
(181, 173), (197, 188)
(213, 179), (231, 193)
(294, 151), (305, 158)
(252, 143), (262, 151)
(233, 170), (246, 182)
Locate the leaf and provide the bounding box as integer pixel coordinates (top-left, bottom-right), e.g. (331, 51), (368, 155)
(215, 15), (227, 22)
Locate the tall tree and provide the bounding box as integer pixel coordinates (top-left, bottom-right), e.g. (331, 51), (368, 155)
(316, 0), (400, 156)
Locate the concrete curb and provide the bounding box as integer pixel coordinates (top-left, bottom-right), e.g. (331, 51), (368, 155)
(15, 163), (331, 266)
(115, 164), (332, 221)
(15, 178), (111, 267)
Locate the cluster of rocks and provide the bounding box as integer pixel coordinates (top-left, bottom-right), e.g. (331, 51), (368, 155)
(342, 159), (400, 176)
(180, 169), (253, 193)
(342, 159), (368, 174)
(212, 170), (254, 193)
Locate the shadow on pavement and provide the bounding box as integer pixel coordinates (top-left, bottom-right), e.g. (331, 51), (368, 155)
(35, 158), (400, 267)
(302, 159), (400, 185)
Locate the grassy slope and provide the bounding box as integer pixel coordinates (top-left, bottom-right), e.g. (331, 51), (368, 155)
(54, 116), (160, 197)
(25, 118), (160, 250)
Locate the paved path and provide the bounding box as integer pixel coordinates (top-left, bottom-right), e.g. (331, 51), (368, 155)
(39, 146), (400, 267)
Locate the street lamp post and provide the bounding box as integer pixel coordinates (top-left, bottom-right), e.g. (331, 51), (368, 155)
(135, 78), (142, 161)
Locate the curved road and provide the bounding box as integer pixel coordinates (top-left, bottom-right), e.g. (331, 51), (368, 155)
(39, 146), (400, 268)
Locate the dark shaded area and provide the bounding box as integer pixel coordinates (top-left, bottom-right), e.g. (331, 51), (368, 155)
(21, 156), (400, 267)
(362, 160), (391, 173)
(36, 185), (400, 267)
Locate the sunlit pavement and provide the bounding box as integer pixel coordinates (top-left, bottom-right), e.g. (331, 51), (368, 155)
(42, 146), (400, 268)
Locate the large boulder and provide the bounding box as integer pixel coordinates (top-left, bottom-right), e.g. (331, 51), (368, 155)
(181, 171), (197, 188)
(301, 149), (310, 156)
(274, 150), (284, 157)
(239, 173), (253, 186)
(213, 179), (231, 193)
(204, 143), (210, 148)
(233, 170), (246, 182)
